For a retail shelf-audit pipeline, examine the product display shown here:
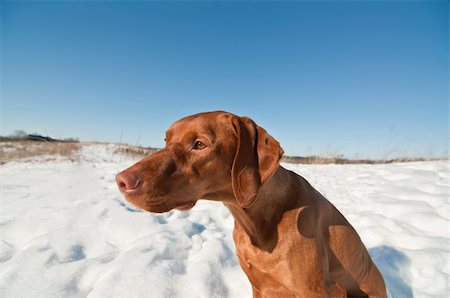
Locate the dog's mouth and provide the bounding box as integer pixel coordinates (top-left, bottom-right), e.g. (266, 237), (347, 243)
(175, 201), (197, 211)
(124, 193), (197, 213)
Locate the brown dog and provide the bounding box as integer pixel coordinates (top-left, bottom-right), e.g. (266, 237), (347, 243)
(116, 111), (387, 297)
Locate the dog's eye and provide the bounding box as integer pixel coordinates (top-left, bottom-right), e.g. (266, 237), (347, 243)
(192, 140), (206, 150)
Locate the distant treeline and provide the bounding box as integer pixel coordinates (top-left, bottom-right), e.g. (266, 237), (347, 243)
(0, 130), (79, 143)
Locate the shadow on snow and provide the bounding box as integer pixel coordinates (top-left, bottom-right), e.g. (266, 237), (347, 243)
(369, 245), (413, 298)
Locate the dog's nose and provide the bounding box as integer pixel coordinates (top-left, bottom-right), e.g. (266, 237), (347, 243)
(116, 170), (141, 193)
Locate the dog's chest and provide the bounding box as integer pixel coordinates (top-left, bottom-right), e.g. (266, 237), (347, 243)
(233, 209), (305, 290)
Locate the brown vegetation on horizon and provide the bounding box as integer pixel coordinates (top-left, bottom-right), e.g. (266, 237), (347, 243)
(0, 141), (442, 165)
(0, 141), (80, 164)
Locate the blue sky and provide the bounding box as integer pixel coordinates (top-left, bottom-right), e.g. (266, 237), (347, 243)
(1, 0), (448, 158)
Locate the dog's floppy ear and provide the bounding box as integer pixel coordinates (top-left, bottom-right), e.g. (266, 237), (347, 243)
(231, 116), (284, 208)
(231, 117), (260, 208)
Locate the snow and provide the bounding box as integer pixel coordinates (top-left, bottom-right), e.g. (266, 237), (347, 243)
(0, 144), (448, 298)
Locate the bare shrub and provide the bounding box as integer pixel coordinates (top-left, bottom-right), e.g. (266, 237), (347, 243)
(114, 145), (157, 158)
(0, 141), (80, 164)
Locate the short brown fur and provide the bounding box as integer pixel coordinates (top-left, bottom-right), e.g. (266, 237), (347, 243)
(116, 111), (387, 297)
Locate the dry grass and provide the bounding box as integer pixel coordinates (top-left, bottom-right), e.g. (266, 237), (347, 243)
(113, 144), (157, 158)
(1, 141), (441, 165)
(0, 141), (81, 164)
(281, 155), (441, 165)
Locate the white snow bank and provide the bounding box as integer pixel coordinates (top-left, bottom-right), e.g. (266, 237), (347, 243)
(0, 144), (448, 297)
(282, 162), (449, 298)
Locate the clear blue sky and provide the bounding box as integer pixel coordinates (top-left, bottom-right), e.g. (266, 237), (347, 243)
(1, 0), (448, 159)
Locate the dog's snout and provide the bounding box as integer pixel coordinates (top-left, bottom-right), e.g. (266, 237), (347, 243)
(116, 170), (141, 193)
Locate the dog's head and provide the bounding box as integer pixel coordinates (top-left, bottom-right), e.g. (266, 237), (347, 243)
(116, 111), (284, 213)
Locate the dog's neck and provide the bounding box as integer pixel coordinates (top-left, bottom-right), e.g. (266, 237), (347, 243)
(225, 166), (306, 252)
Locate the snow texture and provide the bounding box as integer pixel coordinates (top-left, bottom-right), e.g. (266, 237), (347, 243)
(0, 144), (448, 298)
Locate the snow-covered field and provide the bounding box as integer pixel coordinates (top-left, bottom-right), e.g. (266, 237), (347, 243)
(0, 144), (448, 298)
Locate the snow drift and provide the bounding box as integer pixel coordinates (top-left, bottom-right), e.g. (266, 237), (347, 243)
(0, 144), (448, 297)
